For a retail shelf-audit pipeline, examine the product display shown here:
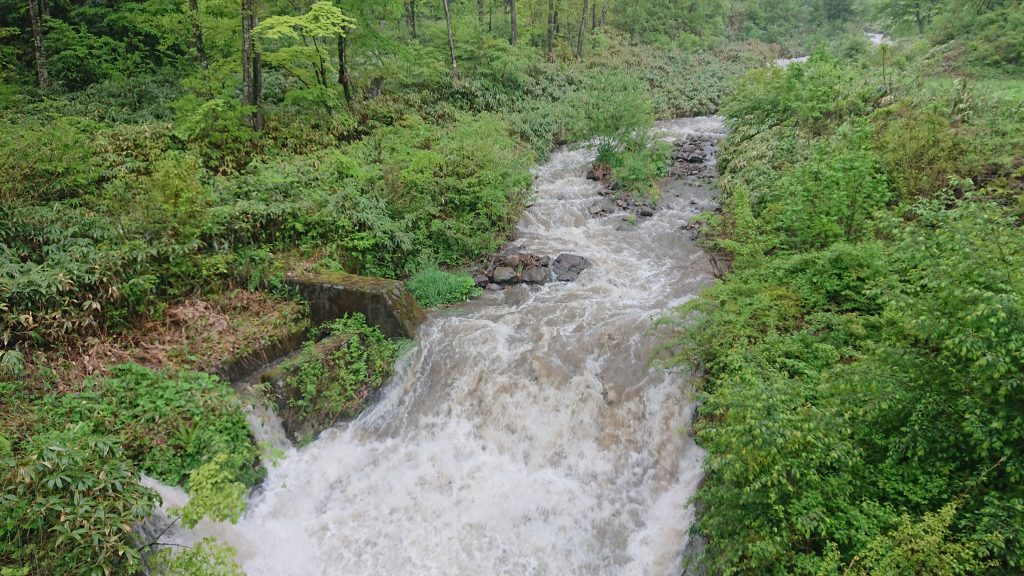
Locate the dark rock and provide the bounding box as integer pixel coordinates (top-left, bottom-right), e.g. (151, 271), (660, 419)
(486, 283), (503, 291)
(286, 272), (425, 339)
(586, 169), (600, 181)
(589, 202), (604, 215)
(686, 154), (705, 164)
(639, 206), (655, 217)
(552, 253), (592, 282)
(521, 265), (549, 284)
(492, 266), (516, 283)
(473, 273), (490, 288)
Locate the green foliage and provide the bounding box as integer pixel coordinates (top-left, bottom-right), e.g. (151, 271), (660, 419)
(577, 70), (669, 197)
(48, 363), (261, 487)
(275, 313), (401, 443)
(581, 70), (655, 160)
(872, 106), (966, 200)
(176, 454), (248, 529)
(149, 538), (246, 576)
(762, 119), (891, 249)
(256, 1), (356, 103)
(173, 97), (262, 173)
(722, 53), (874, 135)
(668, 51), (1024, 574)
(351, 113), (533, 272)
(406, 264), (481, 308)
(0, 423), (159, 576)
(843, 501), (991, 576)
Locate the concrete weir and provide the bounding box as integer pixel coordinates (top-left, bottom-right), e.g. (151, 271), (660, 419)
(285, 272), (426, 339)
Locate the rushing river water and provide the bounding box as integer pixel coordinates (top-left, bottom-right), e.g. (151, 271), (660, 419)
(151, 116), (726, 575)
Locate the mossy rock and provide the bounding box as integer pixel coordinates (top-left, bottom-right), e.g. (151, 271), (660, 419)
(286, 272), (426, 339)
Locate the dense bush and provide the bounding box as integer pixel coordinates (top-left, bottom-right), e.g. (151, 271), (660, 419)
(0, 424), (159, 576)
(667, 54), (1024, 574)
(44, 364), (260, 487)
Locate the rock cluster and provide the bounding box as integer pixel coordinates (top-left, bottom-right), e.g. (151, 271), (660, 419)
(475, 251), (592, 289)
(587, 195), (657, 219)
(670, 136), (718, 180)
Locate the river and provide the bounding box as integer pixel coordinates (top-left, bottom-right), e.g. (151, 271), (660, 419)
(152, 116), (726, 575)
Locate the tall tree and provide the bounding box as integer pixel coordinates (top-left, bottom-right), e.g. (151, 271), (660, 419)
(27, 0), (47, 88)
(546, 0), (554, 59)
(442, 0), (457, 73)
(574, 0), (587, 59)
(337, 34), (351, 102)
(477, 0), (485, 29)
(509, 0), (518, 44)
(407, 0), (417, 37)
(188, 0), (209, 69)
(241, 0), (263, 129)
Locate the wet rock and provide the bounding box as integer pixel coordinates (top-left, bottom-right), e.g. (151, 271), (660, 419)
(639, 206), (655, 218)
(477, 251), (585, 286)
(686, 154), (705, 164)
(552, 253), (592, 282)
(486, 283), (503, 291)
(286, 272), (425, 339)
(521, 265), (549, 284)
(492, 266), (516, 283)
(588, 202), (604, 215)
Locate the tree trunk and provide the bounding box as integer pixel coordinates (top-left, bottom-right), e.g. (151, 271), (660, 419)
(574, 0), (587, 59)
(546, 0), (554, 59)
(241, 0), (262, 129)
(407, 0), (418, 38)
(188, 0), (208, 69)
(337, 34), (352, 103)
(914, 5), (925, 34)
(591, 0), (596, 29)
(27, 0), (48, 89)
(312, 36), (327, 86)
(509, 0), (518, 44)
(477, 0), (485, 30)
(442, 0), (458, 74)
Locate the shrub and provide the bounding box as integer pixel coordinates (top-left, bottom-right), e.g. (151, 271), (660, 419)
(273, 314), (401, 443)
(406, 264), (481, 308)
(47, 363), (261, 487)
(0, 424), (159, 576)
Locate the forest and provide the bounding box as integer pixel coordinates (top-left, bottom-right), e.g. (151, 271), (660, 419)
(0, 0), (1022, 572)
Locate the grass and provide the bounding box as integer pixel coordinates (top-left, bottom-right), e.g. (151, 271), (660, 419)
(406, 264), (482, 308)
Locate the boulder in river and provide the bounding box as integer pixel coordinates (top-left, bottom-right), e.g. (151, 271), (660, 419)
(552, 253), (592, 282)
(475, 251), (588, 287)
(492, 266), (516, 283)
(286, 272), (425, 339)
(521, 265), (550, 284)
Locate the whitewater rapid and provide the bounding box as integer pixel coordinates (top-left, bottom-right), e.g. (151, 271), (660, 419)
(153, 116), (726, 576)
